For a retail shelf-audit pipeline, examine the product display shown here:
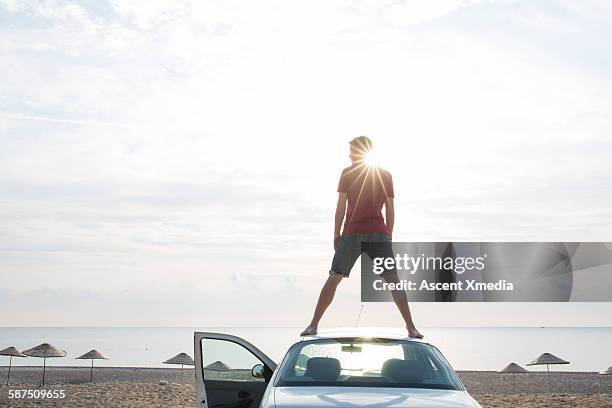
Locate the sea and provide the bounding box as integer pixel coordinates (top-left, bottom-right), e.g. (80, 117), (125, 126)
(0, 327), (610, 372)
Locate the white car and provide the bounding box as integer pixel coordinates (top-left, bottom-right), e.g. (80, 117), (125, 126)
(194, 329), (482, 408)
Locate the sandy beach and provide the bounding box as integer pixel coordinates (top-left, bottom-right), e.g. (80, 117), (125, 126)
(0, 367), (610, 407)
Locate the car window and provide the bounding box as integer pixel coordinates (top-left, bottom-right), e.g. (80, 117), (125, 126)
(276, 338), (464, 390)
(201, 338), (265, 382)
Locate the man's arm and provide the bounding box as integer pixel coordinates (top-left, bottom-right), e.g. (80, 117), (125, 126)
(334, 192), (348, 249)
(385, 197), (395, 238)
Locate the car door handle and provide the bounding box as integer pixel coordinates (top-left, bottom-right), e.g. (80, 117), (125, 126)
(238, 391), (250, 399)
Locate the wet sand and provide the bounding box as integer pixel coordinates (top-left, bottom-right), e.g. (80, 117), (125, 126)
(0, 367), (610, 407)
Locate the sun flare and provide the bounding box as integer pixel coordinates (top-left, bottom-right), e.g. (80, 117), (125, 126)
(364, 150), (379, 167)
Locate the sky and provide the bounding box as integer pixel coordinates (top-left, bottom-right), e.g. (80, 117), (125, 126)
(1, 0), (611, 327)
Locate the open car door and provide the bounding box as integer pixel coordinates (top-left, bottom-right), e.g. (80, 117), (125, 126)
(194, 332), (277, 408)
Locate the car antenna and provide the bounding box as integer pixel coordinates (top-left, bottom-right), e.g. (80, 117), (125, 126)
(354, 304), (364, 327)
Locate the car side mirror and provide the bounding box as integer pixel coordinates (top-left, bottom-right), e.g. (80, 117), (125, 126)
(251, 363), (265, 378)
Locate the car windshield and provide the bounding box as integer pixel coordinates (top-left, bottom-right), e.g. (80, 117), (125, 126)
(276, 338), (464, 390)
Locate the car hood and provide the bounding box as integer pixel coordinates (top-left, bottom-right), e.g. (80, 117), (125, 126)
(273, 387), (480, 408)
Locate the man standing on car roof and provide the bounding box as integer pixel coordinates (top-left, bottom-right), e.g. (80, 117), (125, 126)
(300, 136), (423, 339)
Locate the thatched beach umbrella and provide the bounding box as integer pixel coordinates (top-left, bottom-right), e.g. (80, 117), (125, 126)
(76, 350), (108, 383)
(22, 343), (67, 386)
(526, 352), (569, 390)
(499, 362), (528, 392)
(599, 366), (612, 375)
(0, 347), (27, 385)
(205, 361), (230, 380)
(163, 352), (194, 383)
(205, 361), (230, 370)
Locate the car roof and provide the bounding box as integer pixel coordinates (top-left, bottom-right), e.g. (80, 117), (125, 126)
(298, 327), (428, 344)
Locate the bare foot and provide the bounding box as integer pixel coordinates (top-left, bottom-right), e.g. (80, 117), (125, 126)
(407, 327), (424, 339)
(300, 324), (318, 336)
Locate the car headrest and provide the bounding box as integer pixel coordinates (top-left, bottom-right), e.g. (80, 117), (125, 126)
(381, 358), (426, 383)
(304, 357), (341, 381)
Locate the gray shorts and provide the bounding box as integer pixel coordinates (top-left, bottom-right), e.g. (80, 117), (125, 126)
(330, 232), (396, 277)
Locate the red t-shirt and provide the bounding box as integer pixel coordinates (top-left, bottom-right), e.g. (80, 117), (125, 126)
(337, 164), (394, 235)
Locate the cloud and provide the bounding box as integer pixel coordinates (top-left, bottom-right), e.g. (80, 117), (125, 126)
(0, 282), (315, 326)
(383, 0), (466, 25)
(1, 0), (611, 326)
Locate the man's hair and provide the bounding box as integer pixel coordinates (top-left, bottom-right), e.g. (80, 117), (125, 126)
(349, 136), (373, 153)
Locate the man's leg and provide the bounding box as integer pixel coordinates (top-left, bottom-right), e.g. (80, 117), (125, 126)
(383, 272), (424, 339)
(300, 273), (343, 336)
